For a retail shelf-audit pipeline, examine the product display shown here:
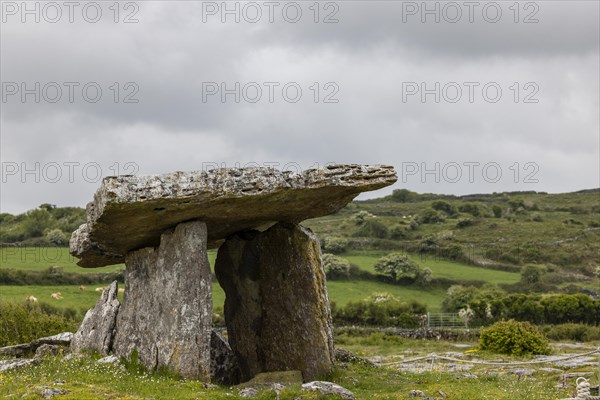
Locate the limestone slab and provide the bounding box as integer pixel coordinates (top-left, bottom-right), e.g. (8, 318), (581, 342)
(70, 164), (396, 267)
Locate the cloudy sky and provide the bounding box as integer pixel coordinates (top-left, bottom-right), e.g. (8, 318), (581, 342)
(1, 0), (599, 214)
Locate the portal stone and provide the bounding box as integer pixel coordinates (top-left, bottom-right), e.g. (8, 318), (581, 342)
(215, 222), (334, 382)
(112, 221), (212, 381)
(70, 280), (120, 355)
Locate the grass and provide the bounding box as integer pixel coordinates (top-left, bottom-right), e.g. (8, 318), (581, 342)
(0, 340), (595, 399)
(0, 283), (226, 316)
(327, 281), (445, 311)
(344, 250), (521, 284)
(0, 247), (123, 274)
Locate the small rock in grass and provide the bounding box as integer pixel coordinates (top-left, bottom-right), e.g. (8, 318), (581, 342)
(238, 387), (258, 398)
(301, 381), (354, 400)
(409, 389), (425, 397)
(31, 386), (69, 400)
(97, 355), (119, 364)
(0, 358), (39, 372)
(35, 344), (62, 359)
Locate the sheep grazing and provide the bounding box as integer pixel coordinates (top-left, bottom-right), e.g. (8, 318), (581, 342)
(118, 288), (125, 293)
(25, 295), (38, 303)
(51, 292), (63, 300)
(95, 287), (105, 292)
(79, 285), (86, 291)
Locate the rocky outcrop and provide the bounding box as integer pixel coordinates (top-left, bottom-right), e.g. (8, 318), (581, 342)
(0, 332), (73, 358)
(215, 222), (334, 382)
(70, 281), (120, 355)
(210, 330), (241, 385)
(112, 221), (212, 381)
(70, 165), (397, 267)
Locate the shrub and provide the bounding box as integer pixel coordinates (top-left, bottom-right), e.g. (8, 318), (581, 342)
(322, 253), (351, 279)
(332, 293), (426, 328)
(458, 203), (480, 217)
(456, 218), (474, 228)
(479, 320), (550, 356)
(389, 224), (407, 240)
(373, 253), (420, 283)
(45, 229), (68, 246)
(0, 300), (79, 347)
(419, 209), (445, 224)
(352, 211), (373, 225)
(520, 264), (546, 286)
(492, 205), (503, 218)
(354, 219), (389, 239)
(542, 323), (600, 342)
(432, 200), (456, 215)
(321, 236), (348, 254)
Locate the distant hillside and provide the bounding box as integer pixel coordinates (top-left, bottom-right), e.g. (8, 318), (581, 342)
(304, 189), (600, 277)
(2, 190), (599, 276)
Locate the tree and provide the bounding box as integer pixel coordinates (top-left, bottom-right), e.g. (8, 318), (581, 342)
(45, 229), (68, 246)
(355, 219), (389, 239)
(520, 264), (546, 286)
(23, 208), (52, 237)
(374, 253), (420, 282)
(492, 205), (503, 218)
(391, 189), (416, 203)
(322, 254), (351, 279)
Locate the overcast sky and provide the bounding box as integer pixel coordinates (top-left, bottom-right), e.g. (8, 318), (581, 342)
(1, 0), (599, 214)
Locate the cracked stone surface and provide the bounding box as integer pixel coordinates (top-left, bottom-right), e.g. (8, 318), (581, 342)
(215, 222), (334, 382)
(70, 164), (397, 268)
(112, 221), (212, 381)
(71, 281), (120, 355)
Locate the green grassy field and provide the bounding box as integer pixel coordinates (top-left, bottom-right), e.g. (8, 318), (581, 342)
(343, 250), (521, 284)
(1, 247), (452, 312)
(0, 280), (445, 314)
(0, 247), (219, 274)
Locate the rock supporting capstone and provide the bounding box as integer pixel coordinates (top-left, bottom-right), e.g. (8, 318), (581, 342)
(71, 281), (120, 355)
(215, 222), (334, 382)
(112, 221), (212, 381)
(70, 165), (397, 268)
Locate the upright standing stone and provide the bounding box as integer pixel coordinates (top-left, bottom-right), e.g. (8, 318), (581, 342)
(71, 280), (120, 355)
(112, 221), (212, 381)
(215, 222), (334, 382)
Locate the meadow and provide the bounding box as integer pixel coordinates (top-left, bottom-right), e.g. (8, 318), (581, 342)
(0, 247), (503, 313)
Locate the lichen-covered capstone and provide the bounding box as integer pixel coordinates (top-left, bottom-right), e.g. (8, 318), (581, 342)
(71, 281), (120, 355)
(112, 221), (212, 381)
(70, 164), (397, 268)
(215, 222), (334, 382)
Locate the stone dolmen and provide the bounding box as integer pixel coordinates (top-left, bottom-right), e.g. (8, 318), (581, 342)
(69, 164), (397, 383)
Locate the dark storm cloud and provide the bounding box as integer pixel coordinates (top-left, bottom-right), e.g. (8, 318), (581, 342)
(1, 0), (598, 213)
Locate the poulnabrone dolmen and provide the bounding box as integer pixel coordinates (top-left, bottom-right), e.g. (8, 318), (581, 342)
(69, 164), (397, 383)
